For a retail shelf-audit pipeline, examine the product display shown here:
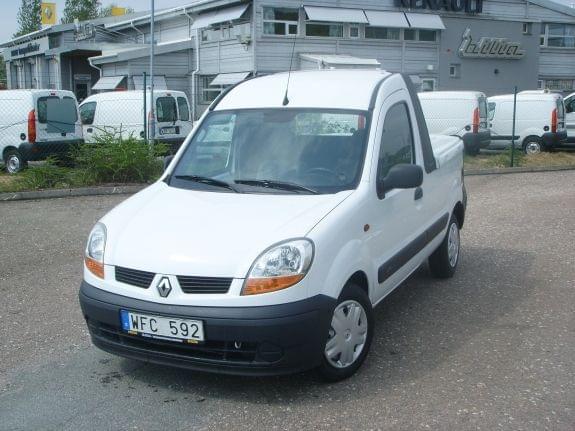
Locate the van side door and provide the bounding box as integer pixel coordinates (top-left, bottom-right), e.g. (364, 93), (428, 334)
(366, 86), (430, 304)
(564, 95), (575, 142)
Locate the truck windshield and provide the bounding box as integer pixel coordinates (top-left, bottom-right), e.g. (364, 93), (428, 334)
(170, 109), (369, 194)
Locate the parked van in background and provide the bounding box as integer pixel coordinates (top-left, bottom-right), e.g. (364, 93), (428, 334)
(0, 90), (82, 174)
(418, 91), (490, 155)
(487, 92), (567, 154)
(79, 90), (193, 151)
(563, 92), (575, 145)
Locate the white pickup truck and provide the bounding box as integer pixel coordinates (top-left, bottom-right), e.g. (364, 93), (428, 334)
(79, 70), (466, 381)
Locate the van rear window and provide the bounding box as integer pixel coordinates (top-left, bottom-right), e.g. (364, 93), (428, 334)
(156, 97), (177, 123)
(37, 96), (77, 133)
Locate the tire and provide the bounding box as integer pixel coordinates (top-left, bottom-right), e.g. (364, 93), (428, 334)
(428, 214), (460, 279)
(522, 137), (542, 155)
(3, 149), (27, 174)
(317, 283), (374, 382)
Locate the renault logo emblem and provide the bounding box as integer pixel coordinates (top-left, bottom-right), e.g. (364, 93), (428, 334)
(156, 277), (172, 297)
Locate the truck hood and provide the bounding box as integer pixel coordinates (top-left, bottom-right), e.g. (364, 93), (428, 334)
(102, 182), (351, 278)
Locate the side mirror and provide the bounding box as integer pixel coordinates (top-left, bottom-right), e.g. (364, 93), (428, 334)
(377, 164), (423, 199)
(163, 155), (174, 172)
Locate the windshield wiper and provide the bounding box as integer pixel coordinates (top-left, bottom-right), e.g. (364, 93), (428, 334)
(174, 175), (240, 193)
(234, 179), (318, 194)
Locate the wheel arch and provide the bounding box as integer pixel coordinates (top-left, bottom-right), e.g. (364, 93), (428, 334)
(2, 145), (19, 161)
(453, 201), (465, 228)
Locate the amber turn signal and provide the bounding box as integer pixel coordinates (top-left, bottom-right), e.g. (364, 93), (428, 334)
(242, 274), (305, 296)
(85, 256), (104, 279)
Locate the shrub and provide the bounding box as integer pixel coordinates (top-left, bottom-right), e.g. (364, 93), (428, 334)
(16, 159), (75, 190)
(73, 132), (167, 184)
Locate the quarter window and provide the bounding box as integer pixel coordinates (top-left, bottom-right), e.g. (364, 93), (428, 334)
(80, 102), (96, 125)
(263, 7), (299, 36)
(378, 103), (414, 180)
(365, 26), (400, 40)
(306, 22), (343, 37)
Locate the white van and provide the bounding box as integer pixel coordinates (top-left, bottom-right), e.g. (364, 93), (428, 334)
(79, 90), (193, 151)
(563, 91), (575, 145)
(79, 70), (466, 381)
(0, 90), (82, 173)
(487, 92), (567, 154)
(418, 91), (491, 155)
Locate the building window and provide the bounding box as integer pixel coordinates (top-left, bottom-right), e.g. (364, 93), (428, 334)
(421, 78), (435, 92)
(540, 23), (575, 47)
(365, 26), (400, 40)
(404, 29), (436, 41)
(200, 75), (223, 104)
(202, 22), (251, 42)
(349, 25), (360, 38)
(544, 79), (574, 91)
(537, 80), (544, 90)
(306, 22), (343, 37)
(449, 64), (461, 78)
(263, 7), (299, 36)
(522, 23), (532, 35)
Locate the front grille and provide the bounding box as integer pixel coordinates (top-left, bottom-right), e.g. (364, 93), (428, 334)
(115, 266), (155, 289)
(92, 321), (258, 363)
(177, 275), (233, 294)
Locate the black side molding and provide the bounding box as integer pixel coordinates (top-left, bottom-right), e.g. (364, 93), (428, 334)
(378, 213), (449, 284)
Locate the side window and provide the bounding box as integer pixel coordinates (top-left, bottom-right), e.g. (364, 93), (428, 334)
(177, 97), (190, 121)
(37, 96), (58, 123)
(80, 102), (96, 125)
(156, 97), (177, 122)
(487, 102), (496, 120)
(378, 103), (414, 180)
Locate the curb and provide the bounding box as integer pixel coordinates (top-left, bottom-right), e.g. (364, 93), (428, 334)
(0, 184), (146, 202)
(1, 165), (575, 202)
(464, 165), (575, 176)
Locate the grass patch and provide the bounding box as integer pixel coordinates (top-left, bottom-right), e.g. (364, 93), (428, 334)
(465, 150), (575, 170)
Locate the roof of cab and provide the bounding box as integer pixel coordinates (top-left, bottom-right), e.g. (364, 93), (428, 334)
(214, 70), (392, 111)
(81, 89), (186, 105)
(418, 91), (485, 100)
(0, 89), (76, 99)
(488, 93), (562, 102)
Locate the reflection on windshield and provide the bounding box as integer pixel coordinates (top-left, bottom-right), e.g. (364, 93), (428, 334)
(171, 109), (369, 194)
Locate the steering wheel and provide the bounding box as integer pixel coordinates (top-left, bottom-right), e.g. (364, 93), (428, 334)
(302, 167), (342, 183)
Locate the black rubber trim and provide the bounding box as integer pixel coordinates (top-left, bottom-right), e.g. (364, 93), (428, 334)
(490, 135), (519, 141)
(378, 212), (449, 284)
(368, 74), (391, 111)
(401, 73), (437, 174)
(542, 130), (567, 148)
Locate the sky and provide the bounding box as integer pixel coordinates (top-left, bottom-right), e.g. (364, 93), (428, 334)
(0, 0), (188, 43)
(1, 0), (574, 43)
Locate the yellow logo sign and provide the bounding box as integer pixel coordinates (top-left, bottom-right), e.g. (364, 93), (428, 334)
(111, 6), (127, 16)
(41, 2), (56, 25)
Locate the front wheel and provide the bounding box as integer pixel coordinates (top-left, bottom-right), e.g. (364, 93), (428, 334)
(428, 214), (460, 279)
(4, 149), (27, 174)
(318, 283), (373, 381)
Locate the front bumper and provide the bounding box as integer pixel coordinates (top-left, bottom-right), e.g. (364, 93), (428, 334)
(79, 281), (335, 376)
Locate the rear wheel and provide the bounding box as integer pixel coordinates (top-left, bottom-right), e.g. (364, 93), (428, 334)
(318, 283), (373, 381)
(523, 137), (542, 155)
(4, 149), (27, 174)
(428, 214), (460, 279)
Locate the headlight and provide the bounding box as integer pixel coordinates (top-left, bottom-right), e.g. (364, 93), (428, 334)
(85, 223), (106, 278)
(242, 239), (314, 296)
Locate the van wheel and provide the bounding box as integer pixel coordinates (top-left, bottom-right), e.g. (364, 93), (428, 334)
(318, 283), (373, 382)
(428, 214), (460, 279)
(4, 149), (27, 174)
(523, 137), (542, 155)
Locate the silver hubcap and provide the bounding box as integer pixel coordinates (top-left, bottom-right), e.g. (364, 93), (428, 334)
(525, 142), (540, 155)
(447, 222), (460, 267)
(324, 300), (368, 369)
(6, 155), (21, 173)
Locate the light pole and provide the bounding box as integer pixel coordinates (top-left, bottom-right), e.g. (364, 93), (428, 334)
(149, 0), (155, 145)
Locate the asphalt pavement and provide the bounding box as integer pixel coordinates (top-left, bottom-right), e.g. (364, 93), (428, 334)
(0, 171), (574, 431)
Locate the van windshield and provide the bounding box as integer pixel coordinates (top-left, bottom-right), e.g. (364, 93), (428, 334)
(170, 109), (369, 194)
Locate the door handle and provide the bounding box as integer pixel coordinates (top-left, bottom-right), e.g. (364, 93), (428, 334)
(414, 187), (423, 200)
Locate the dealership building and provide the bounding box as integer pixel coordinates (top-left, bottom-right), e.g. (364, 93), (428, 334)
(1, 0), (574, 118)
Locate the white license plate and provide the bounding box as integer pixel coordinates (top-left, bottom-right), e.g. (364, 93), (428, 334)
(120, 310), (204, 343)
(160, 127), (177, 135)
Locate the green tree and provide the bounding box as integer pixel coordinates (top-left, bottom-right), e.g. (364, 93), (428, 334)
(99, 4), (135, 18)
(14, 0), (41, 38)
(62, 0), (101, 23)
